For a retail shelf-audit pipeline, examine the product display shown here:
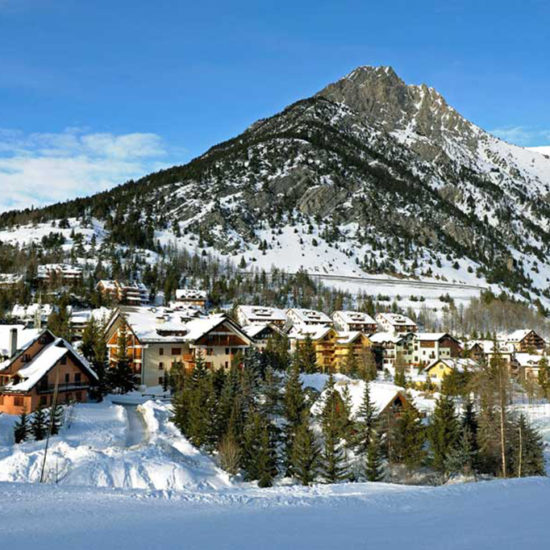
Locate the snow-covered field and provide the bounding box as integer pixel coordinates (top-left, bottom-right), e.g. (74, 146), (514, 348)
(1, 477), (550, 549)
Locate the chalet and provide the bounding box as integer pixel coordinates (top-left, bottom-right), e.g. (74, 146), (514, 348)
(104, 307), (253, 387)
(501, 330), (546, 353)
(70, 307), (112, 338)
(375, 313), (417, 334)
(425, 357), (480, 382)
(37, 264), (83, 285)
(369, 331), (415, 369)
(11, 303), (54, 327)
(175, 289), (208, 309)
(288, 325), (371, 372)
(467, 340), (516, 366)
(411, 333), (461, 367)
(235, 305), (287, 328)
(97, 280), (149, 306)
(0, 273), (24, 288)
(243, 323), (285, 350)
(0, 327), (97, 415)
(332, 310), (377, 333)
(286, 308), (332, 327)
(515, 353), (550, 379)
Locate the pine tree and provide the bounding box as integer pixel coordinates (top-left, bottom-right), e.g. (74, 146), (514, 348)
(13, 412), (29, 443)
(359, 349), (378, 382)
(355, 382), (378, 456)
(365, 429), (385, 481)
(391, 404), (425, 470)
(343, 345), (358, 377)
(108, 324), (138, 394)
(299, 335), (318, 374)
(256, 420), (278, 487)
(31, 406), (48, 441)
(394, 353), (407, 387)
(242, 409), (264, 480)
(428, 394), (460, 473)
(291, 413), (320, 486)
(511, 414), (545, 477)
(537, 357), (550, 398)
(50, 403), (64, 435)
(283, 361), (305, 474)
(444, 425), (477, 477)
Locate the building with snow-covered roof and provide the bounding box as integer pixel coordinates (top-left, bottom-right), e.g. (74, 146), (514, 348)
(235, 305), (287, 328)
(0, 273), (24, 288)
(243, 323), (285, 349)
(0, 328), (97, 415)
(369, 331), (415, 369)
(425, 357), (480, 382)
(286, 308), (332, 328)
(37, 264), (83, 285)
(514, 353), (549, 378)
(70, 307), (112, 338)
(500, 329), (546, 353)
(375, 313), (417, 334)
(11, 303), (54, 327)
(332, 310), (377, 333)
(97, 280), (149, 306)
(104, 307), (253, 387)
(467, 340), (516, 366)
(411, 332), (461, 367)
(175, 289), (208, 308)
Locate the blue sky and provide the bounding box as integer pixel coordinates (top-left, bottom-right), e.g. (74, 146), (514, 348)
(0, 0), (549, 210)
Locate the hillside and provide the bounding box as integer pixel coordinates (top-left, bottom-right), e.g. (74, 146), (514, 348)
(2, 66), (550, 305)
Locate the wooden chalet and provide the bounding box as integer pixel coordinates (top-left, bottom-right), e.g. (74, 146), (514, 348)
(0, 327), (97, 415)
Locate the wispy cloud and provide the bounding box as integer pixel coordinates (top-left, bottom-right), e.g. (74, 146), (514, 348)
(490, 126), (550, 147)
(0, 128), (177, 212)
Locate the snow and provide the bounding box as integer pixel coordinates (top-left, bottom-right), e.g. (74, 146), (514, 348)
(0, 399), (231, 491)
(1, 478), (550, 549)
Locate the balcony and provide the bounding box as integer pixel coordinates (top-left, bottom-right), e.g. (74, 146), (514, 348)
(37, 381), (91, 394)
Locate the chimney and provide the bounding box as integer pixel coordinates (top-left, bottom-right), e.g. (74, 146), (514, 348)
(9, 328), (18, 358)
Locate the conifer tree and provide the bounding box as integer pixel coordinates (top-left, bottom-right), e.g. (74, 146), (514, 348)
(537, 357), (550, 398)
(359, 349), (378, 382)
(108, 324), (138, 394)
(394, 353), (407, 387)
(299, 334), (318, 374)
(343, 345), (358, 377)
(283, 362), (305, 473)
(510, 414), (545, 477)
(365, 429), (385, 482)
(31, 406), (48, 441)
(444, 425), (477, 477)
(13, 412), (29, 443)
(428, 394), (460, 473)
(391, 404), (425, 470)
(50, 403), (64, 435)
(355, 382), (377, 456)
(256, 422), (278, 488)
(291, 412), (320, 486)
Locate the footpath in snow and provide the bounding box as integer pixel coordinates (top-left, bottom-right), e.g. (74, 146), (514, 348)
(0, 399), (231, 490)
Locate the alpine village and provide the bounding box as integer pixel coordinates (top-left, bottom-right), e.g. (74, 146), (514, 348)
(2, 66), (550, 490)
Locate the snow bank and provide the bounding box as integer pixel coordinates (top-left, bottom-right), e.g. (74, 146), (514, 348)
(0, 400), (231, 491)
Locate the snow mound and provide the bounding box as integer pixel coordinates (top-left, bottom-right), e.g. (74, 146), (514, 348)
(0, 400), (231, 491)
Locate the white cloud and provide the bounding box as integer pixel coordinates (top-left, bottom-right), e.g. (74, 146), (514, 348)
(491, 126), (550, 147)
(0, 128), (176, 212)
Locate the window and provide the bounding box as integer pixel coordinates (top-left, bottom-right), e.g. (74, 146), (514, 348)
(158, 377), (164, 385)
(225, 348), (229, 355)
(159, 348), (164, 356)
(40, 395), (47, 406)
(206, 348), (213, 356)
(75, 373), (81, 383)
(14, 396), (24, 407)
(158, 362), (164, 370)
(224, 361), (229, 369)
(65, 373), (70, 383)
(171, 348), (181, 356)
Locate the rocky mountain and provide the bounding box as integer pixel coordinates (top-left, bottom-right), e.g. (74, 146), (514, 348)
(2, 66), (550, 304)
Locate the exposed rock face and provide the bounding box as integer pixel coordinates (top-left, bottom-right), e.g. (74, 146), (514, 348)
(3, 66), (550, 300)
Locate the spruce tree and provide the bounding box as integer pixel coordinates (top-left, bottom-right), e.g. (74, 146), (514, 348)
(444, 425), (477, 477)
(31, 406), (48, 441)
(428, 394), (460, 473)
(283, 362), (305, 473)
(537, 357), (550, 399)
(13, 412), (30, 443)
(291, 413), (320, 486)
(355, 382), (377, 456)
(109, 324), (138, 394)
(365, 429), (385, 482)
(391, 404), (426, 470)
(394, 353), (407, 387)
(343, 345), (358, 377)
(50, 403), (64, 436)
(511, 414), (545, 477)
(256, 421), (278, 487)
(299, 334), (318, 374)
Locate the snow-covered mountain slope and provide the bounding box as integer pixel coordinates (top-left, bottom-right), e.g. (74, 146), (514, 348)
(2, 66), (550, 304)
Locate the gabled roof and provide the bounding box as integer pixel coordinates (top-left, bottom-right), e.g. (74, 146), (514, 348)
(287, 324), (333, 341)
(415, 332), (457, 342)
(0, 326), (43, 369)
(368, 331), (409, 345)
(175, 289), (207, 300)
(334, 331), (365, 345)
(376, 313), (417, 327)
(468, 340), (515, 354)
(287, 308), (332, 325)
(3, 337), (97, 392)
(243, 323), (283, 339)
(515, 353), (548, 368)
(333, 310), (376, 325)
(425, 357), (480, 373)
(237, 305), (287, 323)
